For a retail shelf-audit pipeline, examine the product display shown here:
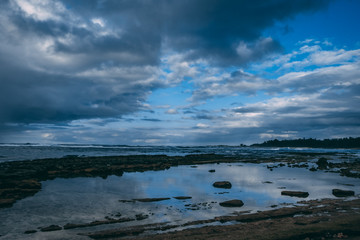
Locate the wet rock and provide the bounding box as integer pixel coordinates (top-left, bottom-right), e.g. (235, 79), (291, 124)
(0, 179), (42, 208)
(0, 198), (15, 208)
(63, 223), (80, 229)
(281, 191), (309, 198)
(134, 197), (171, 202)
(186, 204), (201, 210)
(209, 169), (216, 173)
(317, 157), (328, 169)
(332, 189), (355, 197)
(82, 227), (147, 239)
(213, 181), (232, 189)
(262, 181), (273, 184)
(173, 196), (192, 200)
(114, 212), (122, 217)
(294, 217), (329, 225)
(309, 167), (317, 172)
(219, 199), (244, 207)
(267, 165), (274, 171)
(135, 214), (149, 220)
(337, 183), (354, 187)
(63, 217), (135, 229)
(119, 199), (135, 203)
(40, 225), (62, 232)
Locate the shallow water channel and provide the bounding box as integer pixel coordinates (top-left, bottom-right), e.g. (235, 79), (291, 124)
(1, 162), (359, 239)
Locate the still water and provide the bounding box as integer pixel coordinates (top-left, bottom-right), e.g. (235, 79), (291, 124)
(1, 162), (359, 239)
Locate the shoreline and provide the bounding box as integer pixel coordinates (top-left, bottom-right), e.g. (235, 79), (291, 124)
(83, 198), (360, 240)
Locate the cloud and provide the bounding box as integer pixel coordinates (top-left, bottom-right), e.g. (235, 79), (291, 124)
(160, 0), (329, 65)
(235, 37), (282, 65)
(188, 42), (360, 103)
(0, 0), (337, 143)
(190, 70), (271, 101)
(310, 49), (360, 65)
(166, 109), (179, 114)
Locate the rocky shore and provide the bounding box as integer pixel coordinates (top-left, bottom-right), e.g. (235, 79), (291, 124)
(1, 152), (360, 239)
(135, 198), (360, 240)
(20, 198), (360, 239)
(0, 154), (239, 208)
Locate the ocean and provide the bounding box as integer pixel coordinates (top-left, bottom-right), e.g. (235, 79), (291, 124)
(1, 143), (359, 162)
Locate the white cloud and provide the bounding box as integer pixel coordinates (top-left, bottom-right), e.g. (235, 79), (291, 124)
(13, 0), (66, 22)
(196, 123), (209, 128)
(297, 39), (314, 45)
(161, 53), (200, 85)
(259, 133), (295, 139)
(310, 49), (360, 65)
(236, 42), (252, 58)
(166, 109), (179, 114)
(91, 18), (105, 27)
(299, 44), (321, 53)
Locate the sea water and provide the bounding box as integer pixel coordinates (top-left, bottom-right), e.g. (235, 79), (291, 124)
(0, 143), (359, 162)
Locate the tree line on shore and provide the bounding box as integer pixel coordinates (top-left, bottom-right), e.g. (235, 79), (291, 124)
(250, 137), (360, 148)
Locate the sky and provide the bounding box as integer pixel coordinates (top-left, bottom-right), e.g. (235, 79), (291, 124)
(0, 0), (360, 145)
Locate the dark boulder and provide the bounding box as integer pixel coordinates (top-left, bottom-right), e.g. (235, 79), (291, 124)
(219, 199), (244, 207)
(281, 191), (309, 198)
(316, 157), (328, 169)
(213, 181), (232, 189)
(332, 189), (355, 197)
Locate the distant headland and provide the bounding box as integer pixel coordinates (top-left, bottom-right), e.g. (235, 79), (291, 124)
(251, 137), (360, 148)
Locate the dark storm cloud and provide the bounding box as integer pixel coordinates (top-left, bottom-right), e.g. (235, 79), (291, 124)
(0, 0), (331, 129)
(0, 58), (159, 124)
(159, 0), (329, 65)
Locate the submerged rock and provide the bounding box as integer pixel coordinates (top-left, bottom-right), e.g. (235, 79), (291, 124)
(209, 169), (216, 173)
(40, 225), (62, 232)
(134, 197), (171, 202)
(213, 181), (232, 189)
(64, 217), (135, 229)
(332, 189), (355, 197)
(281, 191), (309, 198)
(219, 199), (244, 207)
(173, 196), (192, 200)
(135, 214), (149, 220)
